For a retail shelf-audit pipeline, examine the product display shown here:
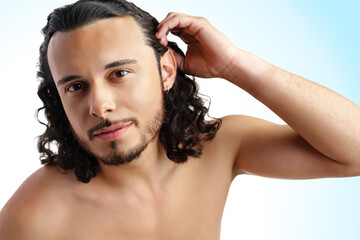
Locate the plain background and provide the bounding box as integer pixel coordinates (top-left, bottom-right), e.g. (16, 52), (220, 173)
(0, 1), (359, 239)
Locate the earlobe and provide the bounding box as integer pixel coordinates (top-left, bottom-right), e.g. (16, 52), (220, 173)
(160, 50), (177, 92)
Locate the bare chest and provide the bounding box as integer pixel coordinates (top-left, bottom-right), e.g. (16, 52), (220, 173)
(60, 160), (232, 240)
(64, 198), (218, 239)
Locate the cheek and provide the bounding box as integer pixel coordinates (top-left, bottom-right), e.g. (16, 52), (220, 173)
(125, 73), (163, 115)
(61, 99), (88, 136)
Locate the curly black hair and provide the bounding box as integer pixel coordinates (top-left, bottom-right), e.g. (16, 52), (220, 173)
(36, 0), (222, 183)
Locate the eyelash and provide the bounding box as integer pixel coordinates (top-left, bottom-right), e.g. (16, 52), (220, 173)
(65, 82), (86, 93)
(109, 69), (129, 80)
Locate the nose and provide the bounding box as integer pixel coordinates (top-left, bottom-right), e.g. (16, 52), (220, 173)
(89, 83), (116, 118)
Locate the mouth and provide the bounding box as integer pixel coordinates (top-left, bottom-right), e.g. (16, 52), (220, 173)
(93, 122), (133, 141)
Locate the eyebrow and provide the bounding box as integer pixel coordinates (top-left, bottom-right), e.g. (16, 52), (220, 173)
(104, 59), (138, 70)
(56, 59), (138, 87)
(56, 75), (82, 87)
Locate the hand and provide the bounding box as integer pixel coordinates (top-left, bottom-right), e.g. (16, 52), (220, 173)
(156, 12), (239, 79)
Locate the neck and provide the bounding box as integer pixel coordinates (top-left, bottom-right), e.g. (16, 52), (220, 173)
(94, 137), (176, 193)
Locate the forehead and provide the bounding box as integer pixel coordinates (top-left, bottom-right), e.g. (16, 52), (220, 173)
(47, 16), (153, 78)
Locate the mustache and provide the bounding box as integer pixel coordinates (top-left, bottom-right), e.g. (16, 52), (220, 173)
(88, 117), (138, 140)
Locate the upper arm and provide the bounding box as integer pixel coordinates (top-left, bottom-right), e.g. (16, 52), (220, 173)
(222, 115), (358, 179)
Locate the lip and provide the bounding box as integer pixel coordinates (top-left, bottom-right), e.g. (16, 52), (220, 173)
(93, 122), (132, 141)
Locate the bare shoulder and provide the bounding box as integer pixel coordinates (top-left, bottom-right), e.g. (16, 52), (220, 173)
(220, 114), (272, 131)
(202, 115), (248, 157)
(0, 166), (77, 239)
(206, 115), (276, 175)
(212, 114), (268, 147)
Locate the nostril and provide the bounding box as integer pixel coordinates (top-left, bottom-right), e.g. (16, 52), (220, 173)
(89, 106), (114, 118)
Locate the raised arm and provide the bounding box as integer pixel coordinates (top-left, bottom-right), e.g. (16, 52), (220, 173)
(156, 13), (360, 179)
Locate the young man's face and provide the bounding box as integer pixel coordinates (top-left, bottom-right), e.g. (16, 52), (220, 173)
(47, 16), (168, 165)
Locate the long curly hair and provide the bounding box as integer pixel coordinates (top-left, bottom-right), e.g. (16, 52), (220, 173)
(36, 0), (221, 183)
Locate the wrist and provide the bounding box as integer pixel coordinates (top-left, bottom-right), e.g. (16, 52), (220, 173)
(221, 49), (273, 93)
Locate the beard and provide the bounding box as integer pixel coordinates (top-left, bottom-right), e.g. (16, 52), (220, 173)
(100, 108), (164, 166)
(75, 106), (165, 167)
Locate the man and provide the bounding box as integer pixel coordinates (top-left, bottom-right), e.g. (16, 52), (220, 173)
(0, 0), (359, 239)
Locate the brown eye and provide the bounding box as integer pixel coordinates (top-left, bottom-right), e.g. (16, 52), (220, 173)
(110, 70), (129, 80)
(66, 82), (84, 92)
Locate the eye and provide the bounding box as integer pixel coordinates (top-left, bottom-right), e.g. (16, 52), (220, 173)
(66, 82), (85, 93)
(109, 70), (129, 80)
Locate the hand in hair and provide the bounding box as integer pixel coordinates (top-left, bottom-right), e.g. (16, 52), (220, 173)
(156, 12), (239, 80)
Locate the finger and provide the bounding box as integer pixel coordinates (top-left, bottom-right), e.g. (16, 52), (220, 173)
(156, 12), (179, 39)
(156, 13), (195, 40)
(158, 35), (168, 47)
(156, 15), (178, 46)
(156, 15), (178, 39)
(157, 12), (178, 28)
(168, 27), (183, 37)
(156, 28), (184, 47)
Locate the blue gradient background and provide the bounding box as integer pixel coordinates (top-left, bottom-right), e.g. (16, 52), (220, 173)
(0, 1), (359, 239)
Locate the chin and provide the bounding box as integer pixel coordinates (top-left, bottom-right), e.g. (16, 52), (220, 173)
(98, 140), (148, 166)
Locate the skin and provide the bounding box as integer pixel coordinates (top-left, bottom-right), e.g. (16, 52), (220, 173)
(1, 14), (360, 240)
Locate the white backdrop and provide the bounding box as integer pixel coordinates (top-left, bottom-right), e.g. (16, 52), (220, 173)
(1, 1), (359, 239)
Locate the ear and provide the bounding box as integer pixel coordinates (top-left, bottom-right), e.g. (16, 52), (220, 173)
(160, 50), (177, 92)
